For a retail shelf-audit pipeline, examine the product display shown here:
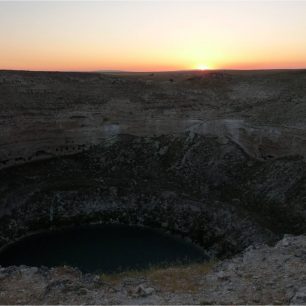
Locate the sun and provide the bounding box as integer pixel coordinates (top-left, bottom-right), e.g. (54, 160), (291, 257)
(196, 64), (209, 70)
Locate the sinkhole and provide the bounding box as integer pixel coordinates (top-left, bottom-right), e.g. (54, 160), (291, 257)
(0, 224), (207, 273)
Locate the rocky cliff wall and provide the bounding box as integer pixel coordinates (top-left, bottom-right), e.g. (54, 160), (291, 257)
(2, 133), (306, 259)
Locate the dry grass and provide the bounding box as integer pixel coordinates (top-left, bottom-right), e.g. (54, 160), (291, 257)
(100, 260), (217, 293)
(148, 261), (217, 293)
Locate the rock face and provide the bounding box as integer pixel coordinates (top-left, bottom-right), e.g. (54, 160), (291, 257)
(197, 234), (306, 305)
(1, 235), (306, 305)
(1, 133), (306, 257)
(1, 70), (306, 304)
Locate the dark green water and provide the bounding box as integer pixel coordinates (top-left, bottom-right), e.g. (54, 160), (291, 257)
(0, 224), (207, 273)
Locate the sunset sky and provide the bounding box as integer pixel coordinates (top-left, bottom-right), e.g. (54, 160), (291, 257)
(1, 1), (306, 71)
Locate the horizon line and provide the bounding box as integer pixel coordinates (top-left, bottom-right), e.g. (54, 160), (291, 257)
(1, 67), (306, 74)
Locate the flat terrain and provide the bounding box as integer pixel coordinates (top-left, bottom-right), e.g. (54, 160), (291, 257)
(1, 69), (306, 168)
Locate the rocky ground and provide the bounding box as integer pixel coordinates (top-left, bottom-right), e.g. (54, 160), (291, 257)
(1, 70), (306, 304)
(1, 69), (306, 169)
(1, 234), (306, 304)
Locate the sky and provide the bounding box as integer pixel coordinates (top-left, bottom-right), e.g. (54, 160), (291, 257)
(0, 1), (306, 71)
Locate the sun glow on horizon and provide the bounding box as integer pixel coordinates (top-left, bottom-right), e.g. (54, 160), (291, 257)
(196, 64), (210, 71)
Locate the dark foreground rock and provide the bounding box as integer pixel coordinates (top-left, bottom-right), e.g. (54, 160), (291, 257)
(1, 235), (306, 304)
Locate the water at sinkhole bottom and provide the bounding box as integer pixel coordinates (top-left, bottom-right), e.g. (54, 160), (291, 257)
(0, 224), (207, 273)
